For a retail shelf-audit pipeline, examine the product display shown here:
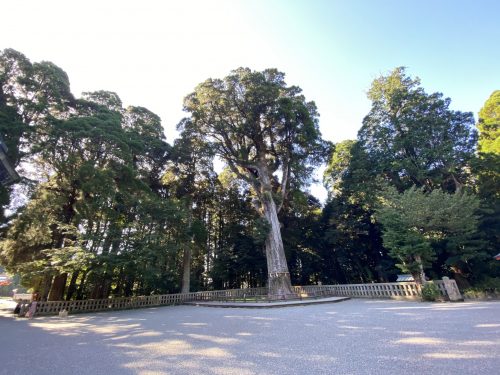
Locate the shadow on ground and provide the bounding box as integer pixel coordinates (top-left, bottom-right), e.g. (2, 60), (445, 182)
(1, 299), (499, 375)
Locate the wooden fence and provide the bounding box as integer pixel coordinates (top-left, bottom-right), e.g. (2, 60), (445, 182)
(294, 279), (460, 300)
(15, 287), (268, 316)
(13, 279), (460, 317)
(294, 282), (423, 299)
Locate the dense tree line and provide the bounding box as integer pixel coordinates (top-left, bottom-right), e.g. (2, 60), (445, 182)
(323, 69), (498, 288)
(0, 49), (497, 300)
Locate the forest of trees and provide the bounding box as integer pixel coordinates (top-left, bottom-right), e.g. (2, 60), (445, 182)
(0, 49), (498, 300)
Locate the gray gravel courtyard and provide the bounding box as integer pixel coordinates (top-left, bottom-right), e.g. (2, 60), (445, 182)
(1, 299), (499, 375)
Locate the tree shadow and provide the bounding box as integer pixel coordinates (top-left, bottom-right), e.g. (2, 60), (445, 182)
(1, 300), (499, 374)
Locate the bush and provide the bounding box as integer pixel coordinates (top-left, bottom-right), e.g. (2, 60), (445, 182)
(421, 282), (440, 301)
(463, 277), (500, 299)
(477, 277), (500, 292)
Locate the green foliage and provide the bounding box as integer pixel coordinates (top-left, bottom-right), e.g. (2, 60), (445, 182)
(375, 185), (482, 282)
(421, 282), (440, 301)
(180, 67), (327, 200)
(359, 67), (477, 193)
(324, 140), (356, 196)
(477, 90), (500, 155)
(280, 191), (325, 285)
(251, 217), (271, 245)
(475, 91), (500, 200)
(0, 90), (26, 166)
(475, 277), (500, 292)
(322, 140), (392, 283)
(0, 49), (186, 299)
(1, 49), (497, 300)
(322, 69), (490, 287)
(209, 183), (268, 289)
(180, 68), (328, 294)
(470, 91), (500, 283)
(462, 277), (500, 299)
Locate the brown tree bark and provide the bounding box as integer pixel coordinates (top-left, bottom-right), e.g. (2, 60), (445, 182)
(76, 271), (87, 300)
(102, 279), (112, 299)
(262, 194), (295, 299)
(413, 255), (427, 285)
(48, 273), (68, 301)
(257, 164), (295, 299)
(90, 277), (112, 299)
(451, 267), (471, 290)
(66, 271), (79, 300)
(39, 274), (53, 301)
(90, 280), (102, 299)
(180, 246), (191, 294)
(181, 205), (193, 294)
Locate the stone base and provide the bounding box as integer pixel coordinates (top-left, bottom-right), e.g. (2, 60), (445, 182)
(184, 296), (350, 308)
(267, 271), (295, 299)
(267, 293), (299, 301)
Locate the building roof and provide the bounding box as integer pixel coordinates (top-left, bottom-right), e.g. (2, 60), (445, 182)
(396, 274), (415, 282)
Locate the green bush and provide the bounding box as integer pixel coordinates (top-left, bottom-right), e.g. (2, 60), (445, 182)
(421, 282), (440, 301)
(463, 277), (500, 299)
(477, 277), (500, 292)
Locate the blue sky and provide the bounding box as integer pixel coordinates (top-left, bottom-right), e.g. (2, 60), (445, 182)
(1, 0), (499, 198)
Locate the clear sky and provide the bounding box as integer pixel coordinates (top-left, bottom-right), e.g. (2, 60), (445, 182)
(1, 0), (499, 199)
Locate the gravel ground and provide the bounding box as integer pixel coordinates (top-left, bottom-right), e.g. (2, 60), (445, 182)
(0, 299), (499, 375)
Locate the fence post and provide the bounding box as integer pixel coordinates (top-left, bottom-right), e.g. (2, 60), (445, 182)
(441, 277), (463, 301)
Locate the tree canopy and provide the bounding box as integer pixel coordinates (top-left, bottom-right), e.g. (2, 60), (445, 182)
(375, 186), (481, 284)
(359, 67), (477, 192)
(179, 68), (327, 297)
(0, 50), (498, 300)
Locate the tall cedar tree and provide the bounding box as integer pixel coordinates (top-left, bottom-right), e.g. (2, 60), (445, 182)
(323, 140), (390, 283)
(474, 91), (500, 280)
(179, 68), (326, 298)
(359, 67), (477, 193)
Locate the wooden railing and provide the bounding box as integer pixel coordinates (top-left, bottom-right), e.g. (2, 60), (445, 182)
(294, 282), (423, 299)
(30, 287), (268, 316)
(14, 279), (460, 317)
(294, 280), (460, 300)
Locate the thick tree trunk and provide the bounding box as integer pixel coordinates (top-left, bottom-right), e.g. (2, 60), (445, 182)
(76, 271), (87, 300)
(66, 271), (79, 300)
(48, 273), (68, 301)
(113, 268), (124, 296)
(102, 279), (112, 298)
(261, 192), (296, 299)
(90, 281), (101, 299)
(90, 277), (112, 299)
(38, 274), (53, 301)
(181, 247), (191, 293)
(124, 275), (134, 297)
(451, 267), (471, 290)
(413, 255), (427, 285)
(181, 204), (193, 294)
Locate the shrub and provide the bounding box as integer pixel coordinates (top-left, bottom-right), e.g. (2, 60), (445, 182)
(477, 277), (500, 292)
(421, 282), (440, 301)
(463, 277), (500, 299)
